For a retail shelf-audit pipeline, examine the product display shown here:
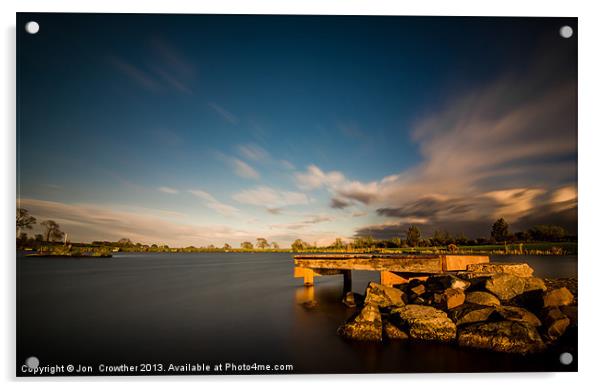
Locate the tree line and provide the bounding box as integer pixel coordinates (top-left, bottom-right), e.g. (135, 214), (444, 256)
(17, 208), (574, 252)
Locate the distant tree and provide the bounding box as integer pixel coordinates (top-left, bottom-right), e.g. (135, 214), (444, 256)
(527, 225), (568, 242)
(432, 230), (451, 246)
(271, 242), (280, 249)
(241, 241), (254, 250)
(117, 238), (133, 247)
(291, 239), (308, 252)
(455, 233), (469, 246)
(18, 232), (28, 242)
(491, 218), (510, 242)
(406, 225), (421, 247)
(16, 208), (36, 235)
(34, 234), (44, 242)
(256, 237), (270, 249)
(223, 243), (232, 250)
(332, 238), (345, 249)
(391, 237), (402, 248)
(40, 220), (64, 242)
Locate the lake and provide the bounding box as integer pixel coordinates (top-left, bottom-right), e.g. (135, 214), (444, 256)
(16, 252), (577, 375)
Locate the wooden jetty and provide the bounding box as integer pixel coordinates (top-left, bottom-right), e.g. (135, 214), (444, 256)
(293, 254), (489, 289)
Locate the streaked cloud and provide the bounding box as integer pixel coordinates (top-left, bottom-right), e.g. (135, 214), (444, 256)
(108, 38), (196, 94)
(208, 102), (239, 124)
(18, 198), (247, 247)
(238, 144), (269, 162)
(158, 186), (179, 194)
(232, 186), (309, 208)
(231, 158), (260, 179)
(189, 189), (239, 217)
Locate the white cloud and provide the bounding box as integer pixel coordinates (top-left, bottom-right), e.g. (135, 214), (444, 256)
(294, 165), (345, 190)
(232, 186), (309, 208)
(232, 158), (260, 180)
(189, 189), (239, 217)
(158, 186), (179, 194)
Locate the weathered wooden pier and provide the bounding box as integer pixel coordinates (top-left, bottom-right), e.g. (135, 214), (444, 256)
(294, 254), (489, 290)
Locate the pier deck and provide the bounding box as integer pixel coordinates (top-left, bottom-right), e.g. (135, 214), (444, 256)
(293, 254), (489, 289)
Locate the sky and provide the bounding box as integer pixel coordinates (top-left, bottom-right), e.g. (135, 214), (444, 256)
(17, 14), (577, 247)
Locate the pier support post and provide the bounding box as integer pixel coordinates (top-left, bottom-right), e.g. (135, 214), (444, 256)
(294, 267), (315, 286)
(342, 270), (352, 294)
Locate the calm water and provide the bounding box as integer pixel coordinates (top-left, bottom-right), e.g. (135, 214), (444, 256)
(17, 253), (577, 375)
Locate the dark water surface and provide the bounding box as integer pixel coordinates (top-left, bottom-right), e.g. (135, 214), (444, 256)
(17, 253), (577, 375)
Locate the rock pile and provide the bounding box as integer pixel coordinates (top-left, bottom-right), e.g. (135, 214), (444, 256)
(337, 262), (577, 354)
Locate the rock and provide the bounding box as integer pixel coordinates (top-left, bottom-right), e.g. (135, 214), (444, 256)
(449, 304), (495, 326)
(383, 320), (409, 340)
(544, 278), (578, 302)
(465, 291), (501, 307)
(524, 277), (547, 293)
(484, 273), (527, 301)
(342, 291), (356, 308)
(458, 321), (545, 354)
(391, 304), (456, 342)
(364, 282), (405, 308)
(541, 307), (570, 340)
(410, 284), (426, 296)
(337, 304), (382, 341)
(302, 300), (319, 309)
(433, 287), (465, 310)
(495, 306), (542, 327)
(543, 287), (574, 307)
(560, 305), (578, 327)
(466, 263), (534, 277)
(509, 289), (545, 312)
(426, 274), (470, 291)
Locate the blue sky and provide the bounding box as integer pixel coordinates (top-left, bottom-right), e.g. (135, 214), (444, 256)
(17, 14), (577, 246)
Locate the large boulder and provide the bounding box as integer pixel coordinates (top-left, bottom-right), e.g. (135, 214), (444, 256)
(383, 320), (409, 340)
(524, 277), (547, 293)
(391, 304), (456, 342)
(465, 291), (501, 307)
(433, 288), (465, 310)
(337, 304), (383, 341)
(540, 307), (570, 340)
(484, 273), (527, 301)
(426, 274), (470, 291)
(466, 263), (534, 277)
(495, 306), (542, 327)
(458, 321), (545, 354)
(364, 282), (405, 308)
(543, 287), (574, 308)
(449, 304), (495, 326)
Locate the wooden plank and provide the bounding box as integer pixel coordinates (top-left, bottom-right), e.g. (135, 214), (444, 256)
(294, 256), (442, 273)
(442, 255), (490, 271)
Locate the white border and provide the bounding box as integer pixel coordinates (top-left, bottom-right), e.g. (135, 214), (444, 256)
(2, 1), (601, 388)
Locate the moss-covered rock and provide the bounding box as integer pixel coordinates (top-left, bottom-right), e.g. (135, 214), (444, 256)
(458, 321), (545, 354)
(391, 304), (456, 342)
(337, 304), (383, 341)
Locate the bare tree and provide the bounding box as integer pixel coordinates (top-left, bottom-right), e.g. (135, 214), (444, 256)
(40, 220), (64, 242)
(16, 208), (36, 235)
